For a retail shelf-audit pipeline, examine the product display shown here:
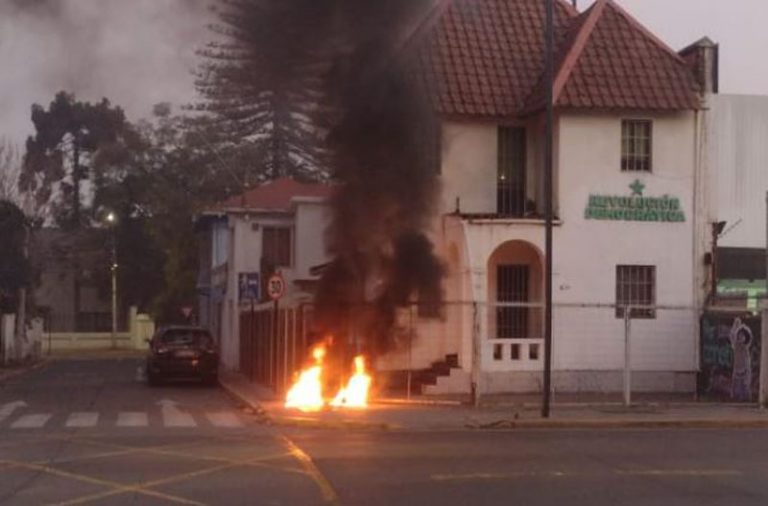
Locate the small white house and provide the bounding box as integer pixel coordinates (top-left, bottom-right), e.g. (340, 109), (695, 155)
(196, 178), (333, 371)
(376, 0), (715, 394)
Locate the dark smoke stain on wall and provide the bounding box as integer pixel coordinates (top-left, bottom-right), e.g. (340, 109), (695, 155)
(314, 0), (445, 357)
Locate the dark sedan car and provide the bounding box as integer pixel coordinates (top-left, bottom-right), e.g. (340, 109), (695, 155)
(146, 326), (218, 386)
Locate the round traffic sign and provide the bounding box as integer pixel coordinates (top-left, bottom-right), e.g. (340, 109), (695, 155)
(267, 272), (286, 300)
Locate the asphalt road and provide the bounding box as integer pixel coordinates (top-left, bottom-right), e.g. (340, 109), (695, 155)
(3, 357), (768, 505)
(0, 357), (329, 506)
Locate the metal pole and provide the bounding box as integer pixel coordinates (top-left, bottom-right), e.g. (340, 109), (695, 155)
(110, 228), (117, 349)
(761, 191), (768, 408)
(283, 308), (289, 392)
(623, 307), (631, 407)
(471, 302), (481, 407)
(760, 304), (768, 409)
(542, 0), (555, 418)
(407, 304), (413, 401)
(272, 299), (279, 389)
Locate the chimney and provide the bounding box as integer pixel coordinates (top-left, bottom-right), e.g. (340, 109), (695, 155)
(679, 37), (719, 94)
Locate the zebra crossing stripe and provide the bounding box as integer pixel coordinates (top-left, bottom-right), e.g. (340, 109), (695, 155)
(206, 412), (244, 428)
(65, 412), (99, 428)
(3, 410), (245, 430)
(117, 412), (148, 427)
(11, 414), (52, 429)
(162, 409), (197, 428)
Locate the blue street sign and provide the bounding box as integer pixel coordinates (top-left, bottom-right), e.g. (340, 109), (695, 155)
(238, 272), (260, 302)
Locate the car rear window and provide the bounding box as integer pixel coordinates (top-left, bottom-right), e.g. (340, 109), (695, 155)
(160, 329), (213, 346)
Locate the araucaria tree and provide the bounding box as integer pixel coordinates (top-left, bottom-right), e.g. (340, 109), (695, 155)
(20, 91), (137, 229)
(196, 0), (333, 182)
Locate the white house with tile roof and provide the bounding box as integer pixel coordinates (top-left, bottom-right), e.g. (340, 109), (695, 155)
(375, 0), (716, 395)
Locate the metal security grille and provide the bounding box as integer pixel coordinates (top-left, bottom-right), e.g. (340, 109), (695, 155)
(621, 120), (652, 172)
(497, 127), (526, 216)
(616, 265), (656, 319)
(497, 265), (529, 338)
(262, 227), (292, 268)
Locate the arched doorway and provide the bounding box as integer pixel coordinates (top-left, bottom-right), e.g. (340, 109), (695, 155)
(486, 240), (544, 368)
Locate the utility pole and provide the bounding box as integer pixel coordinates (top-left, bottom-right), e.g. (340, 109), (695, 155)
(106, 212), (118, 349)
(14, 223), (29, 361)
(542, 0), (555, 418)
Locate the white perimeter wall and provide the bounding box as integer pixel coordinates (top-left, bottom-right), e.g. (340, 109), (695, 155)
(554, 112), (698, 372)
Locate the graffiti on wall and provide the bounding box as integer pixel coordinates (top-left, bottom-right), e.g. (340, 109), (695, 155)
(699, 314), (761, 402)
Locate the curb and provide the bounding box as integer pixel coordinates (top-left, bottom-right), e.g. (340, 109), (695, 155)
(220, 378), (768, 432)
(0, 358), (49, 383)
(375, 398), (464, 407)
(219, 378), (400, 430)
(465, 418), (768, 430)
(270, 415), (399, 431)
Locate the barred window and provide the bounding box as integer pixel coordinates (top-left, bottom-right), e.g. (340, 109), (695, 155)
(262, 227), (292, 268)
(497, 126), (527, 216)
(621, 120), (652, 172)
(616, 265), (656, 319)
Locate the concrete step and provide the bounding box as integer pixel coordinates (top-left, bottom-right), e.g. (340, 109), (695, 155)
(423, 368), (471, 395)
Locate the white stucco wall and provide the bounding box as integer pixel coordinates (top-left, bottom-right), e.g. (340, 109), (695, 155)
(293, 200), (331, 280)
(440, 122), (497, 214)
(216, 202), (331, 371)
(553, 112), (699, 373)
(710, 94), (768, 249)
(427, 112), (702, 390)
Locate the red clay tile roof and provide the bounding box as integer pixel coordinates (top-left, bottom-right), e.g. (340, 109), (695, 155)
(553, 0), (701, 110)
(419, 0), (576, 118)
(419, 0), (701, 117)
(213, 178), (334, 212)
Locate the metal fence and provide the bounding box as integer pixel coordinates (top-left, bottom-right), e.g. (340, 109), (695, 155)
(239, 303), (314, 393)
(237, 299), (713, 405)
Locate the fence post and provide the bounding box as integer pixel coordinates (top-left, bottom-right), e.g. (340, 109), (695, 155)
(760, 304), (768, 409)
(407, 304), (414, 401)
(623, 306), (632, 407)
(471, 302), (481, 407)
(291, 308), (297, 378)
(283, 309), (289, 393)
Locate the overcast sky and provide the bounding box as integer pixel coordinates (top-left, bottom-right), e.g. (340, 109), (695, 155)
(1, 0), (767, 147)
(0, 0), (210, 146)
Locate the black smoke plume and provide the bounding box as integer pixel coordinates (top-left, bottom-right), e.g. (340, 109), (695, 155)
(314, 0), (445, 357)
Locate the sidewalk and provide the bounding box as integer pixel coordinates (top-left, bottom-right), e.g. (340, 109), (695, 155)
(0, 358), (48, 382)
(219, 372), (768, 431)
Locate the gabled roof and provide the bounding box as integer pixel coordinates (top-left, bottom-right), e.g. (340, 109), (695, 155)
(549, 0), (701, 110)
(419, 0), (577, 118)
(420, 0), (701, 117)
(211, 177), (334, 213)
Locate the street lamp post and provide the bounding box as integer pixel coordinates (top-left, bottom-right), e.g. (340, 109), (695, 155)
(106, 212), (118, 349)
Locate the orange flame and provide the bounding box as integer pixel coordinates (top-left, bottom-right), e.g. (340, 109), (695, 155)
(330, 355), (372, 409)
(285, 345), (372, 411)
(284, 345), (326, 412)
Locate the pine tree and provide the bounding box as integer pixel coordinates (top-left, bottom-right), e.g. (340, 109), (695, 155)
(195, 0), (334, 183)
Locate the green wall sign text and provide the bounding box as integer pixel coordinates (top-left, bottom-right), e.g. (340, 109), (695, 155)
(584, 180), (686, 223)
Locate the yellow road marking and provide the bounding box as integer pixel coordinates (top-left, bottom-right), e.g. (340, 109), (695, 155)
(0, 459), (204, 506)
(616, 469), (742, 477)
(432, 471), (565, 481)
(431, 468), (744, 482)
(281, 435), (340, 505)
(53, 453), (309, 506)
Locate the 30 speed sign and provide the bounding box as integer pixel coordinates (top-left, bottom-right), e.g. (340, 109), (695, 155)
(267, 272), (286, 301)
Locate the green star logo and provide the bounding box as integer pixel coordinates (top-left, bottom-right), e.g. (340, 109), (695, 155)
(629, 179), (645, 196)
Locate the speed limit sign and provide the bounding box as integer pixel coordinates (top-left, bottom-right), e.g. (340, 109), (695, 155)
(267, 272), (286, 300)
